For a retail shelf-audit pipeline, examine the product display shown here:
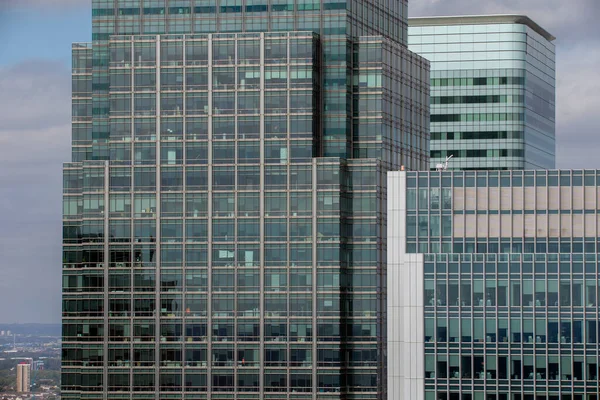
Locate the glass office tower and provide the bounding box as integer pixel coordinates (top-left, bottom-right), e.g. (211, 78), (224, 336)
(62, 1), (429, 399)
(388, 170), (600, 400)
(408, 16), (555, 170)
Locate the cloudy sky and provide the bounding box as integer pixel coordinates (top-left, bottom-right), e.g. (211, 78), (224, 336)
(0, 0), (598, 324)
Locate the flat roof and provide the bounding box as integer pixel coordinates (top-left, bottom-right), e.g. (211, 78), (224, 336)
(409, 15), (555, 42)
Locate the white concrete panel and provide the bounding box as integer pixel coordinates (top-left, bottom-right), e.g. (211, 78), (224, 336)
(477, 187), (488, 209)
(453, 187), (464, 210)
(512, 187), (523, 209)
(536, 186), (547, 209)
(386, 171), (424, 400)
(560, 186), (572, 209)
(477, 214), (488, 237)
(410, 306), (419, 343)
(537, 214), (548, 236)
(489, 214), (500, 237)
(501, 214), (512, 237)
(585, 186), (596, 209)
(500, 187), (511, 210)
(585, 214), (596, 237)
(548, 187), (559, 209)
(573, 214), (583, 237)
(489, 187), (499, 209)
(549, 214), (560, 237)
(512, 214), (523, 237)
(524, 214), (536, 237)
(573, 186), (584, 209)
(524, 187), (535, 210)
(465, 214), (476, 236)
(453, 214), (464, 237)
(465, 188), (476, 210)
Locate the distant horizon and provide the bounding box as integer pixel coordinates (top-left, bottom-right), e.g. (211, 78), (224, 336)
(0, 323), (61, 336)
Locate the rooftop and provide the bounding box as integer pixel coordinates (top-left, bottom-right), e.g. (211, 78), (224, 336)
(409, 15), (555, 42)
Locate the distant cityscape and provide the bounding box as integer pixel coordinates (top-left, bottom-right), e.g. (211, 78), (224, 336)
(0, 325), (60, 399)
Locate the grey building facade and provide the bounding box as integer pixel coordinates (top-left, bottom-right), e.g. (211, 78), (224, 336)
(408, 15), (556, 170)
(388, 170), (600, 400)
(62, 1), (429, 399)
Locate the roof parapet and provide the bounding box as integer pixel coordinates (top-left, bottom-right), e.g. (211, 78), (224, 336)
(409, 15), (555, 42)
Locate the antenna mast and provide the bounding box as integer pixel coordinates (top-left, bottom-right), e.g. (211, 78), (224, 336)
(436, 155), (453, 171)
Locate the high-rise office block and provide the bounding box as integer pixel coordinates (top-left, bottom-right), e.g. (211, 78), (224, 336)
(62, 1), (429, 399)
(17, 362), (30, 393)
(408, 15), (555, 170)
(388, 169), (600, 400)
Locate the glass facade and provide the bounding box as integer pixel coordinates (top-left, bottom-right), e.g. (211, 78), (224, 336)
(62, 2), (429, 400)
(388, 170), (600, 400)
(408, 16), (556, 170)
(82, 0), (415, 162)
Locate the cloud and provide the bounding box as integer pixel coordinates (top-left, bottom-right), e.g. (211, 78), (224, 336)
(410, 0), (600, 169)
(557, 47), (600, 122)
(0, 62), (71, 130)
(0, 60), (71, 324)
(410, 0), (600, 30)
(410, 0), (600, 47)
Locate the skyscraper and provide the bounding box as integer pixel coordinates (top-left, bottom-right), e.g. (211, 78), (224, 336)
(62, 1), (429, 399)
(388, 169), (600, 400)
(17, 362), (30, 393)
(408, 15), (556, 170)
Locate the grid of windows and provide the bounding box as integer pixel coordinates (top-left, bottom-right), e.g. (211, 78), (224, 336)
(390, 170), (600, 400)
(423, 254), (600, 400)
(405, 170), (600, 254)
(63, 28), (427, 399)
(87, 0), (412, 163)
(65, 1), (429, 398)
(408, 18), (556, 171)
